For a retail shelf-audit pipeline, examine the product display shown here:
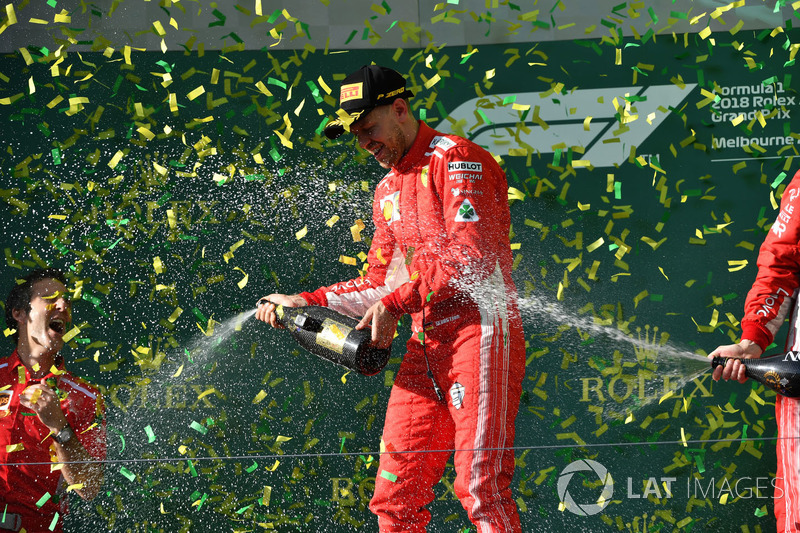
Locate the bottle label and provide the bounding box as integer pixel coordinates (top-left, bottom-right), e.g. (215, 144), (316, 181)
(764, 370), (781, 390)
(783, 351), (800, 362)
(316, 319), (351, 354)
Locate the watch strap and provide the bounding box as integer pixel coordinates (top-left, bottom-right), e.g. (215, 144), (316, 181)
(52, 424), (75, 445)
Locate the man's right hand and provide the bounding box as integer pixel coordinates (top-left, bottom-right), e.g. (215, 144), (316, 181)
(255, 293), (307, 328)
(708, 340), (763, 383)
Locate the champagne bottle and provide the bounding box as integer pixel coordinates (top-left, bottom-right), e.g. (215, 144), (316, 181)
(262, 301), (390, 376)
(711, 352), (800, 398)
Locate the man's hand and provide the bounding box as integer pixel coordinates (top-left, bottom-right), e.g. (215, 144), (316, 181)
(708, 340), (763, 383)
(255, 293), (307, 328)
(19, 379), (69, 434)
(356, 301), (398, 349)
(20, 379), (104, 501)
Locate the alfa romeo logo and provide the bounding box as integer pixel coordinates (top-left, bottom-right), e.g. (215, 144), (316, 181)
(557, 459), (614, 516)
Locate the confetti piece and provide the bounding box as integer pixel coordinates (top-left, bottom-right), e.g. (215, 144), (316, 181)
(107, 150), (124, 169)
(380, 470), (398, 482)
(29, 389), (42, 404)
(120, 467), (136, 482)
(187, 85), (205, 100)
(61, 326), (80, 343)
(234, 267), (249, 289)
(727, 259), (748, 272)
(190, 421), (208, 435)
(587, 237), (604, 252)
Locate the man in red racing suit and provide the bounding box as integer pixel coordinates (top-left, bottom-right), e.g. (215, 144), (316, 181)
(257, 64), (525, 532)
(710, 168), (800, 532)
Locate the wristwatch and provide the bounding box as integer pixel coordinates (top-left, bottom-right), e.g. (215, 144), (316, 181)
(52, 424), (75, 445)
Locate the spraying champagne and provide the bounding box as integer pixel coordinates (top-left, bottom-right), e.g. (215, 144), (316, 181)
(257, 299), (390, 376)
(711, 352), (800, 398)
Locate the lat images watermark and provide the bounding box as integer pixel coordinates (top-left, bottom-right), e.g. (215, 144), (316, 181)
(556, 459), (614, 516)
(557, 460), (781, 516)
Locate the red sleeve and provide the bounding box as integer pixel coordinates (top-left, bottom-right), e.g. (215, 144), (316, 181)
(63, 377), (106, 461)
(300, 177), (410, 319)
(382, 140), (511, 316)
(741, 169), (800, 350)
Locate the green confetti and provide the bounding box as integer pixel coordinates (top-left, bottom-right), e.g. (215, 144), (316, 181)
(190, 420), (208, 434)
(110, 426), (126, 453)
(35, 492), (51, 508)
(191, 307), (207, 323)
(209, 8), (226, 27)
(120, 467), (136, 482)
(771, 172), (787, 189)
(266, 9), (281, 23)
(195, 492), (208, 509)
(694, 453), (705, 474)
(380, 470), (398, 482)
(267, 77), (287, 89)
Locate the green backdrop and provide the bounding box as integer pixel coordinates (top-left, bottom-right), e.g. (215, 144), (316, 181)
(1, 14), (799, 532)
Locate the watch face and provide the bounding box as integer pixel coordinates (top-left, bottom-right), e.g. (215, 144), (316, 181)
(54, 425), (74, 444)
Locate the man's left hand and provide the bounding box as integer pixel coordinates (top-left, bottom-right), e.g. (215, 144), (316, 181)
(357, 301), (398, 349)
(19, 379), (69, 434)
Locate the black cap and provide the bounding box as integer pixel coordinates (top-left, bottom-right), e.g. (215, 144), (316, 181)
(323, 64), (414, 140)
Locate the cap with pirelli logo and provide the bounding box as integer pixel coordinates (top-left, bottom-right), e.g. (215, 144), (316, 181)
(323, 64), (414, 140)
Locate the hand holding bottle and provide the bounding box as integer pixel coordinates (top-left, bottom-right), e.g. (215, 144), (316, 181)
(256, 302), (391, 375)
(356, 301), (398, 350)
(710, 351), (800, 398)
(255, 293), (308, 328)
(708, 339), (763, 383)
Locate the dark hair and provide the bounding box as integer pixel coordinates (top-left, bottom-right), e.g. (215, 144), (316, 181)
(4, 268), (68, 344)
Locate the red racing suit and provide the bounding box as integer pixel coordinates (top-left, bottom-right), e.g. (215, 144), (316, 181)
(0, 350), (106, 533)
(300, 121), (526, 532)
(738, 169), (800, 532)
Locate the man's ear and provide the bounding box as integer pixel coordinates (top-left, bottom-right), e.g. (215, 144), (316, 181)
(391, 98), (410, 122)
(11, 307), (27, 324)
